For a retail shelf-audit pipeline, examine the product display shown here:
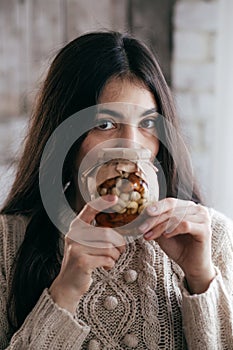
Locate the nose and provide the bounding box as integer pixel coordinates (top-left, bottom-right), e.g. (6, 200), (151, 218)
(117, 124), (142, 148)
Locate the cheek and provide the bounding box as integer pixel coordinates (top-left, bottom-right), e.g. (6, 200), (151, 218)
(141, 133), (160, 157)
(151, 139), (160, 157)
(75, 133), (104, 168)
(75, 137), (92, 168)
(82, 131), (102, 152)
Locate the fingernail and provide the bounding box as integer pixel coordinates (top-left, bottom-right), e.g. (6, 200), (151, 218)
(164, 227), (172, 234)
(148, 205), (157, 213)
(144, 230), (153, 239)
(139, 223), (149, 232)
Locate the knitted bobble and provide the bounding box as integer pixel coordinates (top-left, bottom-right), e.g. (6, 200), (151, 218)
(103, 296), (118, 311)
(123, 333), (139, 348)
(88, 339), (100, 350)
(124, 269), (138, 283)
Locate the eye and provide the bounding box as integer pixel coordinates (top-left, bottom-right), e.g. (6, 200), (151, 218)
(139, 117), (157, 129)
(95, 119), (117, 130)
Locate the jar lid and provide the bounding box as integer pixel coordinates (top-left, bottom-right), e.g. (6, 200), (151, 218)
(97, 148), (152, 162)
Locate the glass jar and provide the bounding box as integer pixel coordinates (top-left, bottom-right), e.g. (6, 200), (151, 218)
(79, 148), (159, 235)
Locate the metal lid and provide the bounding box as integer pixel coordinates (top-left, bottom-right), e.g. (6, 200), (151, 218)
(97, 148), (152, 162)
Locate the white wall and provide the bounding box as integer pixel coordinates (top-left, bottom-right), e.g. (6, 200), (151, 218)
(172, 0), (231, 215)
(211, 0), (233, 218)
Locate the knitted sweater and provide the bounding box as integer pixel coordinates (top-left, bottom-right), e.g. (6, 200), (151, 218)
(0, 208), (233, 349)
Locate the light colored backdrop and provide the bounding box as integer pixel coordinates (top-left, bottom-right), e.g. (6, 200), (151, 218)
(1, 0), (232, 219)
(173, 0), (233, 218)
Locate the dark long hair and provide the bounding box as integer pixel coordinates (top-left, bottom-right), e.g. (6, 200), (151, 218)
(1, 31), (202, 330)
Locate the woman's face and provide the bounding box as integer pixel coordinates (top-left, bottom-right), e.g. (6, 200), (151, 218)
(77, 78), (160, 166)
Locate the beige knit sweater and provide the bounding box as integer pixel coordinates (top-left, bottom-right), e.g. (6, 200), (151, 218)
(0, 208), (233, 349)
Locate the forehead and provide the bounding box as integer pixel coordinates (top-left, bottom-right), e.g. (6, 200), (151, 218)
(98, 77), (157, 107)
(97, 78), (157, 119)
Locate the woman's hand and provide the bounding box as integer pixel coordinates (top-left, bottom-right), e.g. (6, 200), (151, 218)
(139, 198), (216, 294)
(49, 195), (126, 314)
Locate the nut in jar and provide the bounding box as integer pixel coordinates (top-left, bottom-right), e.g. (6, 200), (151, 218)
(79, 148), (159, 235)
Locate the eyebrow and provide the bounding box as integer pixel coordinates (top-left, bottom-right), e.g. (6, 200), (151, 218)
(96, 107), (158, 119)
(141, 107), (158, 116)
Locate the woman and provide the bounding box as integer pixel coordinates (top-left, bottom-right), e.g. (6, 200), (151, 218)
(0, 31), (232, 349)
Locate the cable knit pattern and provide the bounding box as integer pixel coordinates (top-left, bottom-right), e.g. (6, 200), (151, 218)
(0, 208), (233, 349)
(137, 238), (160, 349)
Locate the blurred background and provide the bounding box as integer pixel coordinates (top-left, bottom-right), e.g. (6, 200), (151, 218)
(0, 0), (233, 218)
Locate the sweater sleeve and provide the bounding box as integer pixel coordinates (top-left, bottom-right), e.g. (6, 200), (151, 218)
(181, 209), (233, 350)
(0, 215), (90, 349)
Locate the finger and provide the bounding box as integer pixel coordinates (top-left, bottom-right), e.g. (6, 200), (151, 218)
(71, 195), (118, 225)
(143, 218), (170, 240)
(67, 225), (126, 251)
(84, 245), (121, 261)
(84, 238), (126, 254)
(139, 206), (200, 234)
(163, 206), (210, 234)
(164, 212), (209, 232)
(143, 216), (207, 241)
(163, 221), (207, 239)
(88, 240), (126, 254)
(146, 198), (196, 218)
(80, 254), (116, 272)
(83, 227), (126, 248)
(79, 240), (125, 256)
(63, 240), (122, 266)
